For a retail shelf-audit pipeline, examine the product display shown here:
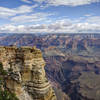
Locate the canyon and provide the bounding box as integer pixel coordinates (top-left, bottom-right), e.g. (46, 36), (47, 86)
(0, 33), (100, 100)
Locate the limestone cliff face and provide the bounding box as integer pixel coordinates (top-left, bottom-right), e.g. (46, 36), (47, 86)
(0, 46), (57, 100)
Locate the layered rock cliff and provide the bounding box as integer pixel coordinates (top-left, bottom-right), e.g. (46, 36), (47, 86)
(0, 46), (57, 100)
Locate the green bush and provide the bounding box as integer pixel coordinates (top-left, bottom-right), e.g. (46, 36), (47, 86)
(0, 89), (19, 100)
(0, 63), (8, 75)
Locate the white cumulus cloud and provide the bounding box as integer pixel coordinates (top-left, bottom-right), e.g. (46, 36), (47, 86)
(0, 5), (37, 18)
(34, 0), (100, 6)
(21, 0), (32, 3)
(0, 16), (100, 33)
(11, 12), (53, 24)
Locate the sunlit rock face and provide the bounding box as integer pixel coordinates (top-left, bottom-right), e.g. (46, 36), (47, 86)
(0, 46), (57, 100)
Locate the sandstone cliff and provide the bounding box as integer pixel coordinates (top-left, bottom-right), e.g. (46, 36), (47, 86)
(0, 46), (57, 100)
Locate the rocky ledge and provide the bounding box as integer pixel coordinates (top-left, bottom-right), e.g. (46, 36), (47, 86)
(0, 46), (57, 100)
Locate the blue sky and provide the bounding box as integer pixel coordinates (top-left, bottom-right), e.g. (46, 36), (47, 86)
(0, 0), (100, 33)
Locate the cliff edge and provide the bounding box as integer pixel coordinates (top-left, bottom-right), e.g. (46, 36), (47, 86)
(0, 46), (57, 100)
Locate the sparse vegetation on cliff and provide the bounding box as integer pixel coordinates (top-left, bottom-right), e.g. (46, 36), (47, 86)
(0, 63), (19, 100)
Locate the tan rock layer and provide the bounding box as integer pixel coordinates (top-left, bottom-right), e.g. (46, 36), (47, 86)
(0, 46), (57, 100)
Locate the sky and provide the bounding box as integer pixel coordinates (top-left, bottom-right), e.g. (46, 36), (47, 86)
(0, 0), (100, 33)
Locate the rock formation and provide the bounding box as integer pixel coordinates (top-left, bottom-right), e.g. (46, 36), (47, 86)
(0, 46), (57, 100)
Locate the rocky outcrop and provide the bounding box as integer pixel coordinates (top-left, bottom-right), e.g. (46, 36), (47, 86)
(0, 46), (57, 100)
